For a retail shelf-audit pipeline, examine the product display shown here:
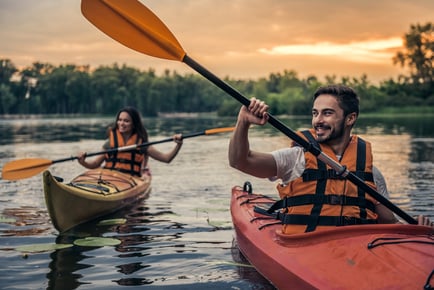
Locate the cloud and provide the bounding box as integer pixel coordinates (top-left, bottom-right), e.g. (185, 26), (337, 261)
(258, 38), (403, 63)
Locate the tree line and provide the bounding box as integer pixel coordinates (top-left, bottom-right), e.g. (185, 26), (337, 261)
(0, 23), (432, 117)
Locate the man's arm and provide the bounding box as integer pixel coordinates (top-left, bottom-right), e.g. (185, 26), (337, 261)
(372, 166), (399, 223)
(228, 98), (277, 178)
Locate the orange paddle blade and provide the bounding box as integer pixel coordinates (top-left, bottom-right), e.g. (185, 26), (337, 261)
(2, 158), (53, 180)
(81, 0), (186, 61)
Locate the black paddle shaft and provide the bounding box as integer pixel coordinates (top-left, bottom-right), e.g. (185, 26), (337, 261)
(182, 54), (417, 225)
(51, 131), (206, 165)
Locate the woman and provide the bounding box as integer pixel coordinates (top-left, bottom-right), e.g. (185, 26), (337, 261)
(78, 107), (183, 177)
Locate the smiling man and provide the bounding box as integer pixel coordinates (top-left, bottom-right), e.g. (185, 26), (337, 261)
(228, 85), (433, 234)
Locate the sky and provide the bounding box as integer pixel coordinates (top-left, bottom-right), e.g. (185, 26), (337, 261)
(1, 0), (433, 84)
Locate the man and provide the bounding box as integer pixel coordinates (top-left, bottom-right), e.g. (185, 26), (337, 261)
(229, 85), (433, 234)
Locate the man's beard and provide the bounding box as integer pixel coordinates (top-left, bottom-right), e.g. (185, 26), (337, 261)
(315, 121), (345, 144)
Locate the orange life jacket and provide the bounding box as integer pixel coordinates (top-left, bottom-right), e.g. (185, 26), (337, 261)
(104, 128), (144, 176)
(275, 129), (378, 234)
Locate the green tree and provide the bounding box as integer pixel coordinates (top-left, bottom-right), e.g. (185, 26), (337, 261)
(90, 65), (122, 114)
(135, 69), (158, 116)
(0, 84), (15, 113)
(65, 68), (91, 113)
(0, 59), (18, 113)
(393, 22), (433, 100)
(0, 59), (17, 84)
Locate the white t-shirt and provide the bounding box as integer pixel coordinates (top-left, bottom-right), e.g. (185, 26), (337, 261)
(271, 147), (389, 198)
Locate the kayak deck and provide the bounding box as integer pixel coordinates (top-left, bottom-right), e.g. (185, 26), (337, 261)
(43, 169), (151, 232)
(231, 183), (434, 290)
(69, 170), (142, 195)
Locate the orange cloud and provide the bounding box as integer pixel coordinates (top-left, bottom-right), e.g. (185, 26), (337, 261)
(258, 38), (403, 63)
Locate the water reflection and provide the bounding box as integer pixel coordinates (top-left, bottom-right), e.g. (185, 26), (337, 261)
(0, 116), (239, 146)
(355, 115), (434, 137)
(44, 198), (237, 289)
(411, 138), (434, 162)
(46, 202), (166, 289)
(47, 245), (92, 290)
(231, 239), (277, 290)
(0, 206), (51, 236)
(0, 118), (112, 145)
(1, 115), (433, 146)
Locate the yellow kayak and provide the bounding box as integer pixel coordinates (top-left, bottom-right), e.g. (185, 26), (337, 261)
(43, 169), (151, 232)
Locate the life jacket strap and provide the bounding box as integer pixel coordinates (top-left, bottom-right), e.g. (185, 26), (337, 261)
(255, 205), (378, 228)
(266, 194), (376, 214)
(278, 213), (377, 227)
(302, 169), (374, 182)
(105, 157), (142, 167)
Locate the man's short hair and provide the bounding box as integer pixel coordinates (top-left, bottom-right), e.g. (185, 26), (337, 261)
(313, 85), (359, 117)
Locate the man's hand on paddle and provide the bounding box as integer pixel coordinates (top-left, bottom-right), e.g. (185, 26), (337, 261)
(416, 215), (434, 228)
(238, 97), (269, 126)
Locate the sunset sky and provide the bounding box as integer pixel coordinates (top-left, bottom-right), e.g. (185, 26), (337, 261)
(1, 0), (433, 84)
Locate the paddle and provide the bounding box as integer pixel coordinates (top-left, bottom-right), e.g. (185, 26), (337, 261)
(80, 0), (417, 224)
(2, 127), (234, 181)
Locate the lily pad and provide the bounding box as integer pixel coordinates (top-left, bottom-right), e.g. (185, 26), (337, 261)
(208, 220), (233, 229)
(15, 243), (73, 253)
(209, 260), (254, 268)
(97, 218), (127, 226)
(0, 216), (16, 223)
(73, 237), (121, 247)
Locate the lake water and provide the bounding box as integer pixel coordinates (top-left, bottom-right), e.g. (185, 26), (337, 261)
(0, 115), (433, 289)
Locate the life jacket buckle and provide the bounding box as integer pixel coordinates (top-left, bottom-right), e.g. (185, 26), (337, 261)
(329, 195), (345, 205)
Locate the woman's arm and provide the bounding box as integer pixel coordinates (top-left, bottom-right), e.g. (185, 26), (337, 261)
(77, 151), (105, 169)
(147, 134), (183, 163)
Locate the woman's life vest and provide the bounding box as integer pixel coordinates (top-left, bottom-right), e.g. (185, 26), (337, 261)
(104, 128), (145, 176)
(274, 129), (378, 234)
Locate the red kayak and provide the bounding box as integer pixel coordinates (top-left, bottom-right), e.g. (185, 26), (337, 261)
(231, 182), (434, 290)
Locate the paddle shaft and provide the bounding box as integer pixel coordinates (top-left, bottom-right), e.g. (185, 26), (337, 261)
(183, 55), (417, 225)
(52, 130), (210, 164)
